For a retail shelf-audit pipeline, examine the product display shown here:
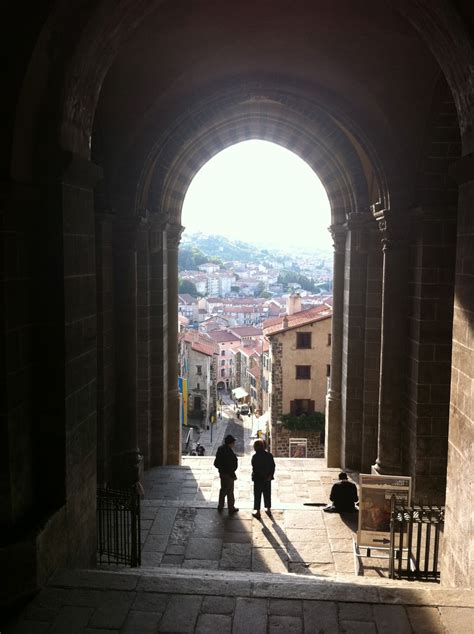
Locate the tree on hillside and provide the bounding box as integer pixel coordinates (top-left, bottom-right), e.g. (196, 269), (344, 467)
(277, 271), (316, 293)
(178, 247), (208, 271)
(178, 279), (198, 297)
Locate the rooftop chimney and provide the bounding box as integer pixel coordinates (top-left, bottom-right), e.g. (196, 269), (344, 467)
(286, 293), (302, 315)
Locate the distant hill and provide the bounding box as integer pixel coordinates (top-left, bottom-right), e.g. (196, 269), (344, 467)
(179, 232), (333, 271)
(180, 232), (271, 265)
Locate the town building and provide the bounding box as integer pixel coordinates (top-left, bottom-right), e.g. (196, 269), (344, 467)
(207, 329), (241, 390)
(178, 332), (218, 427)
(263, 301), (332, 457)
(178, 294), (199, 323)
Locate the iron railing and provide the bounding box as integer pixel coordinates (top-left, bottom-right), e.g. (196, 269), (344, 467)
(389, 503), (444, 581)
(97, 486), (141, 567)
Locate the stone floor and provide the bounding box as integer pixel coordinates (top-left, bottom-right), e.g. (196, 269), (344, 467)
(3, 424), (473, 633)
(139, 457), (386, 578)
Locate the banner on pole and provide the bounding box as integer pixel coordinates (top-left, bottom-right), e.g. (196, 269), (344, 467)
(178, 377), (188, 426)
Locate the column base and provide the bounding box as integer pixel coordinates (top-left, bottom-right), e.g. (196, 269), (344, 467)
(371, 460), (402, 476)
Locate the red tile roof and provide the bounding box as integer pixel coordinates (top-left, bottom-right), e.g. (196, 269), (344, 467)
(191, 341), (217, 357)
(248, 366), (260, 378)
(263, 305), (332, 336)
(208, 330), (241, 343)
(178, 294), (196, 304)
(229, 326), (263, 337)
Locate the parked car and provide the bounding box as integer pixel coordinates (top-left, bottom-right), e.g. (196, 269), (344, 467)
(238, 404), (250, 415)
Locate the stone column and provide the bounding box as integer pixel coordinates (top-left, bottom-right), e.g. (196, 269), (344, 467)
(112, 216), (142, 485)
(341, 212), (371, 470)
(149, 219), (168, 466)
(325, 223), (346, 467)
(166, 222), (183, 464)
(95, 209), (115, 485)
(361, 225), (383, 472)
(372, 210), (409, 475)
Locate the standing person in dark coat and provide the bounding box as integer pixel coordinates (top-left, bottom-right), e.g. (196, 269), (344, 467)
(214, 434), (239, 514)
(251, 439), (275, 519)
(324, 472), (358, 513)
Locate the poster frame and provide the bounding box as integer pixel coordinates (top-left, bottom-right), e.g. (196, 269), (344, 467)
(357, 474), (412, 549)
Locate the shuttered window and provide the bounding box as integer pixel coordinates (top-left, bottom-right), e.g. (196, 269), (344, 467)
(296, 365), (311, 379)
(290, 399), (315, 416)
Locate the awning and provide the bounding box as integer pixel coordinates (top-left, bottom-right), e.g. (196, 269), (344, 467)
(251, 411), (270, 438)
(231, 387), (248, 400)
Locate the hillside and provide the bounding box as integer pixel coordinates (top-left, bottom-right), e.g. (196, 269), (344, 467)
(180, 232), (273, 266)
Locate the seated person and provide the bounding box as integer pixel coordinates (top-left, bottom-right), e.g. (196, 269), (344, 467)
(324, 472), (358, 513)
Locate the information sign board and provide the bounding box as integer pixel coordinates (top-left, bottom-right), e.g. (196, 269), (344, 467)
(357, 474), (411, 548)
(289, 438), (307, 458)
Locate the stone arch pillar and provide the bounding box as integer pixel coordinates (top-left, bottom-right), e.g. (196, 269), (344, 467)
(360, 223), (383, 472)
(372, 208), (410, 475)
(149, 218), (169, 467)
(112, 216), (142, 485)
(325, 223), (346, 467)
(340, 212), (372, 470)
(166, 222), (184, 464)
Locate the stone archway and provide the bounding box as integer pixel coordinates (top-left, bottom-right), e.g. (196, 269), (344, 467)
(2, 0), (472, 598)
(130, 83), (389, 478)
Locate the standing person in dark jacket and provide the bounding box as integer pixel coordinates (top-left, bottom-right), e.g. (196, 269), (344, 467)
(251, 439), (275, 519)
(214, 434), (239, 514)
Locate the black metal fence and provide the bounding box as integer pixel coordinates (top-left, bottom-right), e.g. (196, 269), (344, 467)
(389, 503), (444, 581)
(97, 486), (141, 567)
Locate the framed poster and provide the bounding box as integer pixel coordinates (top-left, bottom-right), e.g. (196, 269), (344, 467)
(289, 438), (307, 458)
(357, 474), (412, 548)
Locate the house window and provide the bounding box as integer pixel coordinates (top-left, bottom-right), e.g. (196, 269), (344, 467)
(196, 365), (202, 375)
(221, 360), (225, 366)
(221, 350), (225, 356)
(196, 383), (200, 391)
(326, 364), (331, 377)
(327, 333), (332, 346)
(296, 365), (311, 380)
(221, 369), (225, 377)
(296, 332), (311, 349)
(290, 399), (315, 416)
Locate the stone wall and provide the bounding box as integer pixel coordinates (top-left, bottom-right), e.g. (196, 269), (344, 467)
(271, 424), (324, 458)
(442, 156), (474, 588)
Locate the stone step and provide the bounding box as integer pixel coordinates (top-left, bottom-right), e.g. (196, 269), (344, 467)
(51, 566), (473, 609)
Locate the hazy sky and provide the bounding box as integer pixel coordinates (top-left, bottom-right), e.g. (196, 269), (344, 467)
(181, 140), (332, 251)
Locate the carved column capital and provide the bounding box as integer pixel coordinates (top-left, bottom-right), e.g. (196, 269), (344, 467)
(374, 209), (409, 252)
(167, 223), (184, 250)
(329, 223), (347, 254)
(346, 211), (371, 230)
(138, 209), (170, 254)
(346, 212), (375, 253)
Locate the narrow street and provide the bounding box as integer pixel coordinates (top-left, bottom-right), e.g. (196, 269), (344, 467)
(184, 391), (254, 459)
